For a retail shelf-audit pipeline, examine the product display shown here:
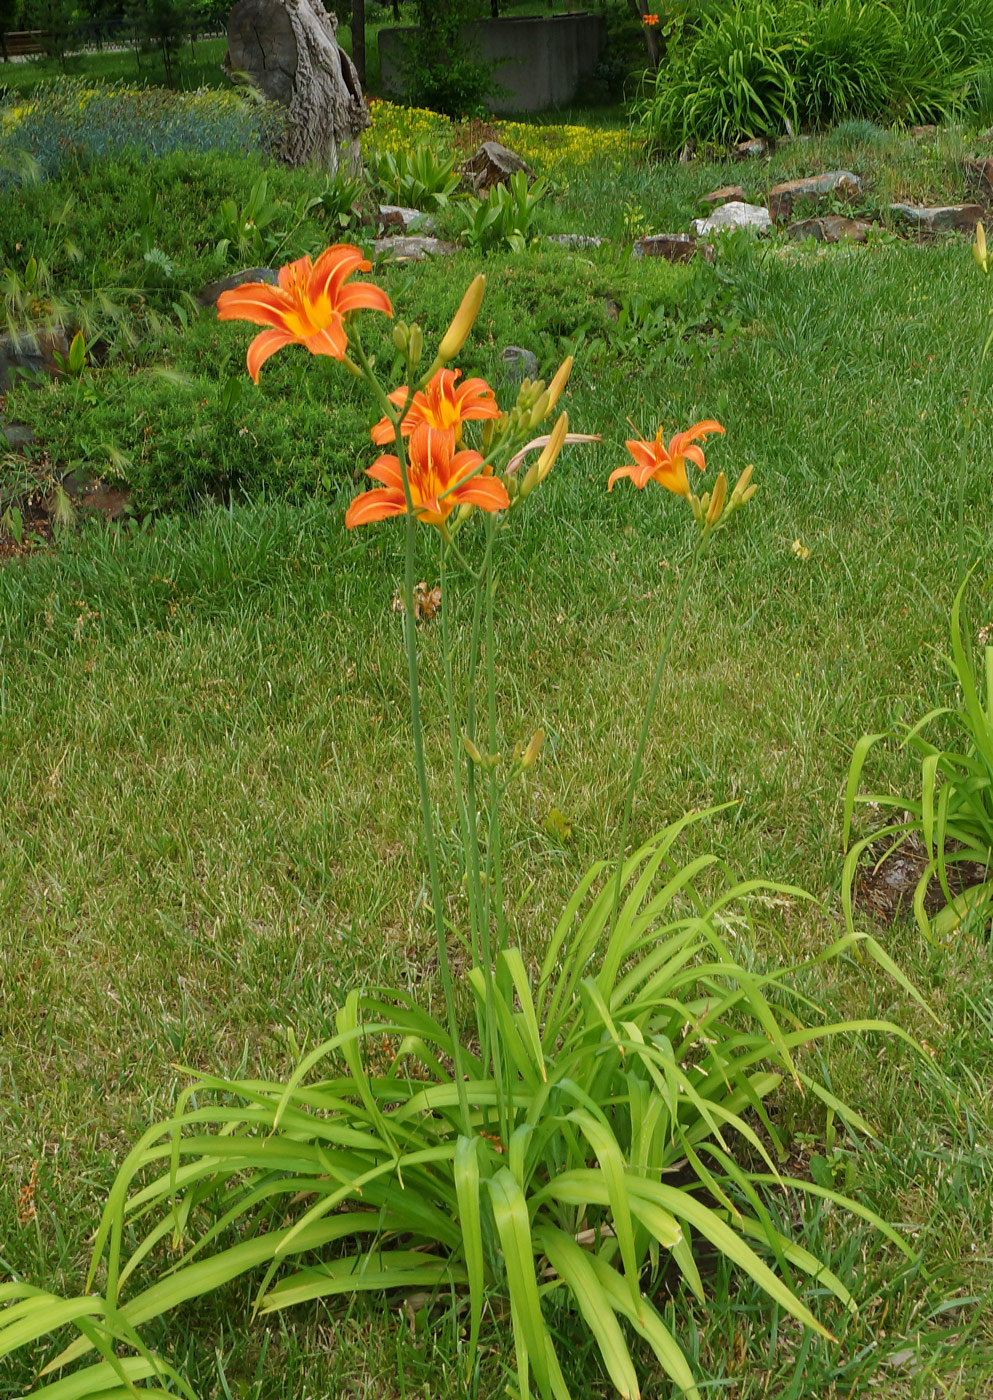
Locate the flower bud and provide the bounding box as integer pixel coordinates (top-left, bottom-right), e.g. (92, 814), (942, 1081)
(546, 355), (573, 411)
(705, 471), (727, 527)
(730, 464), (755, 507)
(437, 275), (485, 363)
(461, 733), (485, 765)
(528, 391), (550, 429)
(408, 322), (423, 367)
(392, 321), (409, 355)
(975, 221), (989, 275)
(520, 728), (544, 771)
(536, 412), (569, 483)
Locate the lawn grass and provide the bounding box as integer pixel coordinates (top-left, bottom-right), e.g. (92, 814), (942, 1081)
(2, 106), (993, 1398)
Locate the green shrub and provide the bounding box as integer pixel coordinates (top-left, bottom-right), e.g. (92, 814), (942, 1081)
(793, 0), (903, 128)
(634, 0), (799, 154)
(632, 0), (993, 152)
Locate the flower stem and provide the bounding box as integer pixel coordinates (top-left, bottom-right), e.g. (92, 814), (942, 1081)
(350, 328), (470, 1130)
(608, 538), (705, 937)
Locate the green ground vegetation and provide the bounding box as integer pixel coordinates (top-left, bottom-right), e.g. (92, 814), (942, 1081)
(2, 99), (993, 1399)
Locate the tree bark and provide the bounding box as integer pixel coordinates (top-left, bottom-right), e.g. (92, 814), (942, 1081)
(226, 0), (369, 173)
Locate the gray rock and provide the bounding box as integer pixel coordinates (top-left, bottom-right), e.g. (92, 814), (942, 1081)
(0, 327), (69, 392)
(372, 236), (456, 263)
(731, 137), (771, 160)
(1, 416), (35, 449)
(889, 203), (986, 234)
(500, 346), (539, 382)
(377, 205), (436, 234)
(768, 171), (861, 223)
(199, 267), (278, 308)
(691, 201), (772, 235)
(787, 215), (873, 244)
(632, 233), (715, 263)
(546, 234), (607, 249)
(461, 142), (534, 194)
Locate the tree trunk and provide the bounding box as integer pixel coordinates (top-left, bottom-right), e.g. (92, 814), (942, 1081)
(226, 0), (369, 173)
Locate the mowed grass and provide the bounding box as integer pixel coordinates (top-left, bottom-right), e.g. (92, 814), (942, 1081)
(3, 125), (993, 1397)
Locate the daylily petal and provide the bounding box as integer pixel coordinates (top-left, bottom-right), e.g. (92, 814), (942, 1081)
(277, 255), (313, 294)
(625, 438), (661, 472)
(304, 321), (347, 359)
(366, 455), (404, 487)
(308, 244), (367, 301)
(653, 459), (690, 496)
(608, 465), (640, 491)
(454, 477), (510, 511)
(217, 284), (294, 328)
(336, 283), (394, 317)
(681, 445), (706, 472)
(246, 327), (294, 383)
(344, 488), (407, 529)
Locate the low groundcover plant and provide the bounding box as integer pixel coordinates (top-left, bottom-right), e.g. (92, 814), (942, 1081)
(1, 245), (931, 1400)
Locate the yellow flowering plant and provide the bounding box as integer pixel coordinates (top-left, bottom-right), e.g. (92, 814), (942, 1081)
(3, 249), (929, 1400)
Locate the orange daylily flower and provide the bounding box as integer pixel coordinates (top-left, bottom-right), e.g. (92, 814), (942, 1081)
(371, 367), (500, 445)
(608, 420), (725, 497)
(345, 422), (509, 531)
(643, 12), (660, 24)
(216, 244), (392, 383)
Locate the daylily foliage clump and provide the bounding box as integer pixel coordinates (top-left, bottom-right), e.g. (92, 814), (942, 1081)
(2, 245), (929, 1400)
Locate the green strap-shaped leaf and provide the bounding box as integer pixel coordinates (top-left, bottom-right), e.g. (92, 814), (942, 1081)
(585, 1252), (701, 1400)
(534, 1226), (640, 1400)
(454, 1134), (485, 1371)
(486, 1169), (554, 1399)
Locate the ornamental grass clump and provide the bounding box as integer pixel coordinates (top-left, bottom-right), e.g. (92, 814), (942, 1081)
(2, 245), (929, 1400)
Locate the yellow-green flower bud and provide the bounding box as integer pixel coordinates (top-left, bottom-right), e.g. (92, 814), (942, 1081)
(392, 321), (409, 355)
(730, 464), (755, 507)
(536, 412), (568, 483)
(975, 221), (989, 274)
(546, 355), (573, 411)
(461, 733), (485, 765)
(705, 471), (727, 527)
(520, 728), (544, 771)
(528, 391), (551, 429)
(408, 322), (423, 367)
(437, 275), (485, 363)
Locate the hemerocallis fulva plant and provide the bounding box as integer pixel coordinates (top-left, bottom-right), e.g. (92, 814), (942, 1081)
(215, 244), (392, 382)
(370, 366), (501, 444)
(10, 246), (930, 1400)
(608, 420), (725, 496)
(345, 421), (508, 529)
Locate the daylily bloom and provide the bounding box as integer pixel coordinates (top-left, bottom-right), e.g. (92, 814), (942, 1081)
(643, 12), (660, 24)
(371, 367), (500, 445)
(608, 420), (725, 496)
(345, 422), (509, 531)
(216, 245), (392, 383)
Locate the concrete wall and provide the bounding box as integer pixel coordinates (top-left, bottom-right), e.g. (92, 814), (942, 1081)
(378, 14), (606, 115)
